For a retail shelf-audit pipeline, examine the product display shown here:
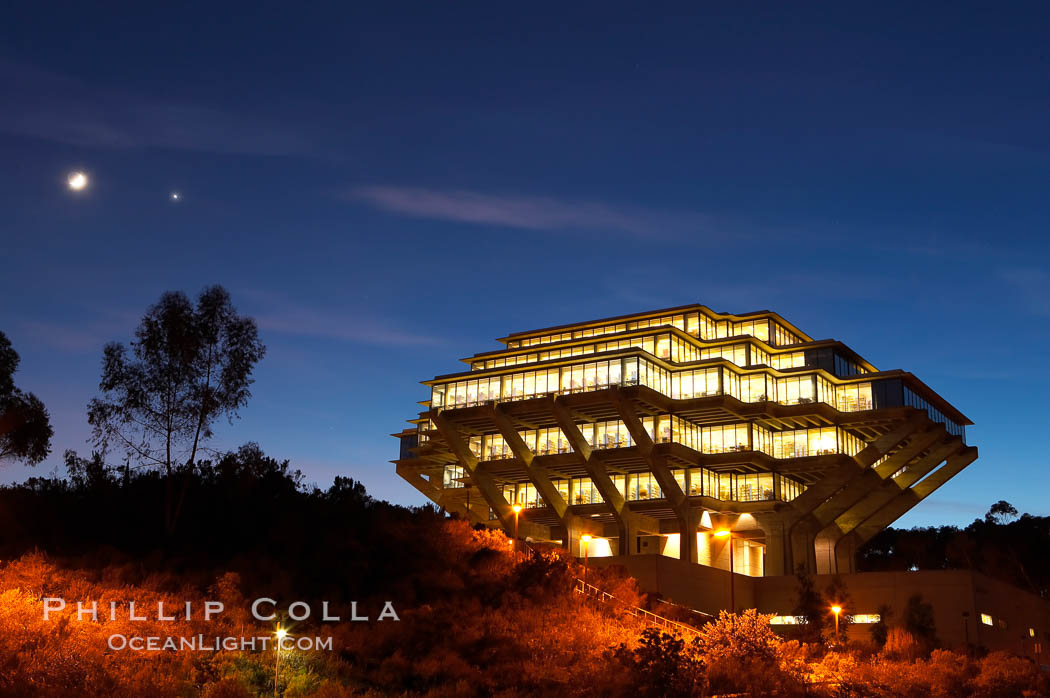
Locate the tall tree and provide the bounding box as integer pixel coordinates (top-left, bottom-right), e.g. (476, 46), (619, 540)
(0, 331), (53, 465)
(984, 500), (1018, 525)
(87, 285), (265, 534)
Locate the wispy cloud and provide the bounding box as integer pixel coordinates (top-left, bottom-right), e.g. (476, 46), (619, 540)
(245, 292), (445, 347)
(1000, 267), (1050, 317)
(17, 320), (111, 353)
(350, 185), (712, 238)
(0, 61), (314, 156)
(15, 307), (141, 353)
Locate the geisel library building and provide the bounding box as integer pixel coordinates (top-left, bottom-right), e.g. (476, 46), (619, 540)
(394, 304), (1049, 657)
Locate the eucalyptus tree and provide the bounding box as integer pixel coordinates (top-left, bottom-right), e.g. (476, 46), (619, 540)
(88, 285), (265, 534)
(0, 331), (53, 465)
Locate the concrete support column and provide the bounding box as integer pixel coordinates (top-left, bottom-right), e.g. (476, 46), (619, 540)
(432, 411), (515, 531)
(752, 513), (788, 576)
(789, 516), (819, 575)
(679, 509), (700, 564)
(834, 531), (859, 574)
(611, 392), (697, 563)
(549, 397), (649, 556)
(489, 404), (596, 539)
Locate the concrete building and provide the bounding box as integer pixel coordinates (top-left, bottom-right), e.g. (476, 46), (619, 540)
(394, 303), (976, 577)
(590, 555), (1048, 659)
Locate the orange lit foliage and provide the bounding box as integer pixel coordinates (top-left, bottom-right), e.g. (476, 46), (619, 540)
(697, 610), (807, 696)
(2, 525), (1048, 697)
(0, 523), (647, 697)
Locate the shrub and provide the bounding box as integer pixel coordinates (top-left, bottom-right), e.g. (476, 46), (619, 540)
(972, 651), (1048, 697)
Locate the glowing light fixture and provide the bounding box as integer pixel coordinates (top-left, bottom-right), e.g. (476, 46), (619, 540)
(713, 529), (731, 538)
(580, 534), (593, 585)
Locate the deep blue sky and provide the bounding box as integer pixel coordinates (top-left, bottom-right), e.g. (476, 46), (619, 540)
(1, 2), (1048, 527)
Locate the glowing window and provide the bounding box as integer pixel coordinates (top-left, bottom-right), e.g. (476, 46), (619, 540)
(980, 613), (993, 626)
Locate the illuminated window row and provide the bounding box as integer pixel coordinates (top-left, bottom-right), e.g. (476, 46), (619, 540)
(771, 614), (880, 625)
(771, 351), (806, 370)
(433, 356), (961, 436)
(475, 333), (810, 373)
(506, 311), (805, 350)
(446, 357), (878, 414)
(494, 469), (807, 507)
(464, 415), (863, 462)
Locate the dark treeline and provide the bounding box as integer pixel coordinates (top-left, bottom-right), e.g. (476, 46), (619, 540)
(859, 501), (1050, 598)
(0, 443), (457, 608)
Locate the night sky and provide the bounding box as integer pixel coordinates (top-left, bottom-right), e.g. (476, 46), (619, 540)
(2, 2), (1048, 527)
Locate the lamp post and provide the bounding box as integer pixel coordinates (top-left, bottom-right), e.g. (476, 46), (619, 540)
(512, 503), (522, 559)
(581, 534), (592, 587)
(831, 605), (842, 644)
(274, 625), (288, 697)
(714, 529), (734, 613)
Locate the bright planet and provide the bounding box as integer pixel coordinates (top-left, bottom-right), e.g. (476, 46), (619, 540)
(67, 171), (88, 191)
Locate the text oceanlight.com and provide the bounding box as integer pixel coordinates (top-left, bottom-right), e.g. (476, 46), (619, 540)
(107, 634), (332, 651)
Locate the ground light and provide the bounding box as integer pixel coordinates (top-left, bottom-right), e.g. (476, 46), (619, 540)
(274, 625), (288, 697)
(714, 529), (735, 612)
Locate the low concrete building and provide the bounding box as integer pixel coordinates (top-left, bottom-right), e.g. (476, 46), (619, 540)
(591, 554), (1049, 661)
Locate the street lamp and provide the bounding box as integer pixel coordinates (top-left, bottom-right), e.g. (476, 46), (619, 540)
(512, 503), (522, 539)
(580, 534), (593, 587)
(714, 529), (734, 613)
(511, 503), (522, 559)
(274, 625), (288, 697)
(831, 605), (842, 644)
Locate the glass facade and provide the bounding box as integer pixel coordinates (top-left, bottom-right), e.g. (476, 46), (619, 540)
(504, 310), (806, 350)
(435, 356), (934, 428)
(496, 469), (807, 508)
(463, 413), (864, 463)
(443, 464), (465, 488)
(904, 386), (966, 438)
(477, 330), (815, 373)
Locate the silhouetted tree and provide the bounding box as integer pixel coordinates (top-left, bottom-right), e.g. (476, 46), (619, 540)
(984, 500), (1018, 525)
(86, 286), (265, 534)
(860, 504), (1050, 597)
(791, 564), (826, 643)
(904, 593), (938, 651)
(870, 603), (893, 648)
(63, 450), (114, 491)
(0, 331), (53, 465)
